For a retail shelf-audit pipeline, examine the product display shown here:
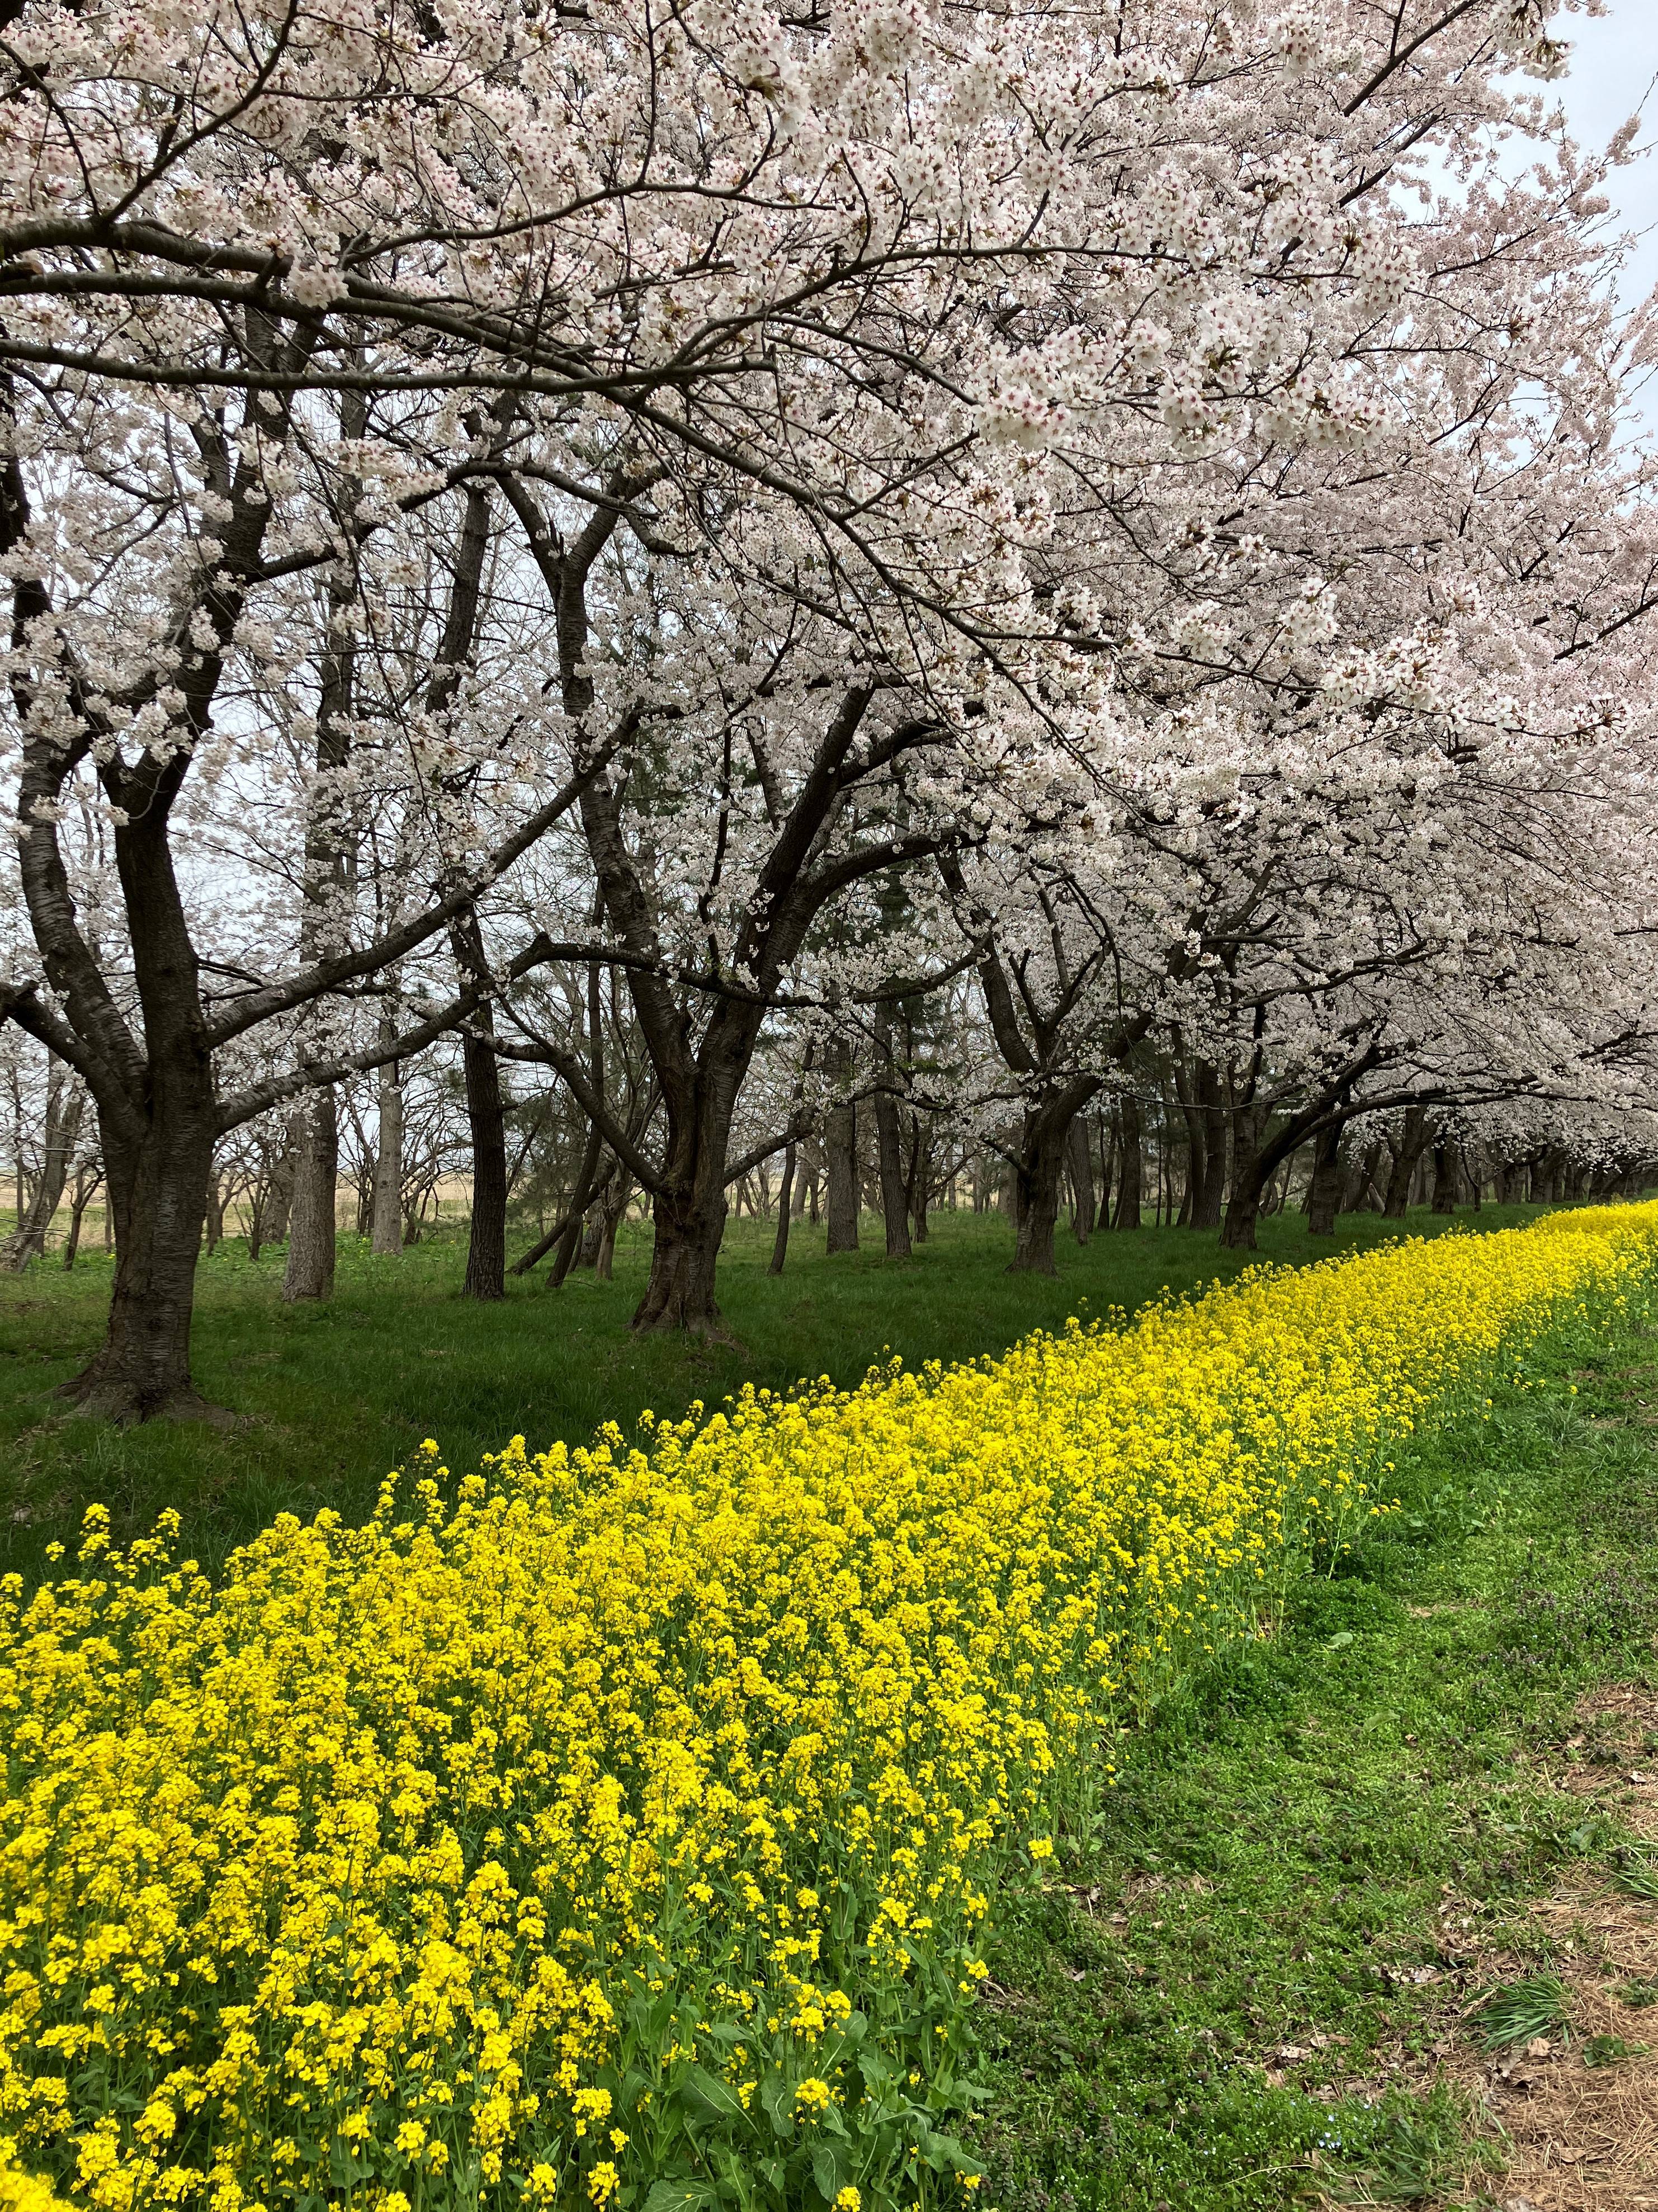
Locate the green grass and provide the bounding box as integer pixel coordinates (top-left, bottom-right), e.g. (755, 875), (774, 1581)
(0, 1204), (1547, 1582)
(970, 1276), (1658, 2209)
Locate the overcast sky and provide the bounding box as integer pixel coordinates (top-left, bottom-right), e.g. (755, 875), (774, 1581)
(1555, 1), (1658, 436)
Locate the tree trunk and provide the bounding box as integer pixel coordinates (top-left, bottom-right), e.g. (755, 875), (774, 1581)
(769, 1144), (796, 1277)
(825, 1053), (859, 1254)
(592, 1176), (630, 1282)
(282, 1086), (338, 1302)
(632, 1189), (728, 1332)
(872, 1020), (911, 1260)
(62, 1175), (96, 1270)
(371, 1039), (404, 1257)
(578, 1209), (604, 1268)
(548, 1211), (584, 1289)
(1009, 1085), (1098, 1274)
(68, 1080), (220, 1423)
(452, 917), (507, 1301)
(1430, 1138), (1459, 1215)
(2, 1072), (83, 1270)
(266, 1137), (296, 1248)
(906, 1120), (930, 1244)
(1306, 1123), (1345, 1236)
(1113, 1096), (1143, 1229)
(1219, 1106), (1266, 1251)
(631, 1068), (743, 1337)
(1178, 1059), (1226, 1230)
(205, 1172), (224, 1254)
(1383, 1107), (1430, 1219)
(1067, 1116), (1097, 1243)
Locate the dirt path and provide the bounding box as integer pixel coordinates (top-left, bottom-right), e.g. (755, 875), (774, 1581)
(1437, 1688), (1658, 2209)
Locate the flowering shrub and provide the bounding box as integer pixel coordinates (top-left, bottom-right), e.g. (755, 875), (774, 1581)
(2, 1208), (1654, 2211)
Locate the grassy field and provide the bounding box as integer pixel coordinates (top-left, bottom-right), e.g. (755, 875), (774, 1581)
(0, 1202), (1547, 1583)
(975, 1270), (1658, 2209)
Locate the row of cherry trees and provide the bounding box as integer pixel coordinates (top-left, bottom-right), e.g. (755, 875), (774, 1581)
(3, 0), (1658, 1416)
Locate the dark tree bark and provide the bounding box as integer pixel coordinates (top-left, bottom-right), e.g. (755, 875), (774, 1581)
(1383, 1106), (1430, 1218)
(1067, 1115), (1096, 1244)
(498, 469), (955, 1331)
(1220, 1103), (1268, 1251)
(1009, 1080), (1099, 1274)
(630, 1070), (738, 1331)
(1306, 1122), (1345, 1236)
(769, 1143), (796, 1276)
(825, 1043), (861, 1255)
(1176, 1056), (1226, 1231)
(1341, 1139), (1384, 1216)
(451, 914), (507, 1301)
(872, 1011), (911, 1260)
(74, 1024), (221, 1423)
(62, 1167), (98, 1270)
(1113, 1095), (1144, 1229)
(905, 1117), (931, 1244)
(1430, 1137), (1459, 1214)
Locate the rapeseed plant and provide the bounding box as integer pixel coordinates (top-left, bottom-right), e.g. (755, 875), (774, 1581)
(1, 1207), (1652, 2210)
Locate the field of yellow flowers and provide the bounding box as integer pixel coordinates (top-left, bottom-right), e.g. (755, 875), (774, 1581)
(3, 1206), (1656, 2212)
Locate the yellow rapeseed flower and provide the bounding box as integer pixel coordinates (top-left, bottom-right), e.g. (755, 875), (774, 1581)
(0, 1205), (1649, 2208)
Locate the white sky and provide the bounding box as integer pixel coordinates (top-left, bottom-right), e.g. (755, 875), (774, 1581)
(1556, 1), (1658, 437)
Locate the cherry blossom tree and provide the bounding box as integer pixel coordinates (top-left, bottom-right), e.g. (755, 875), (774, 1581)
(6, 0), (1658, 1409)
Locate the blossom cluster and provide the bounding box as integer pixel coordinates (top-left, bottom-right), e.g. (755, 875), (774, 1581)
(2, 1207), (1654, 2209)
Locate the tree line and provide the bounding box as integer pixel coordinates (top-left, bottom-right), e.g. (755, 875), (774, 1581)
(2, 0), (1658, 1416)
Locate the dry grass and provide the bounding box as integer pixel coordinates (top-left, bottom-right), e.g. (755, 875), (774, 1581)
(1428, 1689), (1658, 2211)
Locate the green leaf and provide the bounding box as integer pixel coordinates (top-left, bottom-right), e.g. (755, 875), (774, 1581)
(679, 2064), (755, 2131)
(811, 2142), (848, 2204)
(760, 2072), (796, 2139)
(641, 2183), (722, 2212)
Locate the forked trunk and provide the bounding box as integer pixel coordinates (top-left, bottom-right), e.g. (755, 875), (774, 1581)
(632, 1081), (736, 1336)
(62, 1177), (96, 1270)
(1009, 1087), (1098, 1274)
